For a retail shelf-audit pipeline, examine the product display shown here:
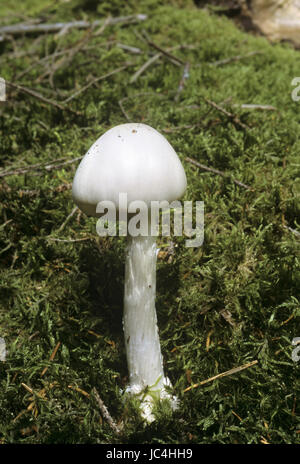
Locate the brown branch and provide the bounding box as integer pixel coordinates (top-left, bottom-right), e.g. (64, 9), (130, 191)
(147, 40), (184, 66)
(118, 91), (166, 121)
(62, 63), (132, 104)
(118, 98), (131, 122)
(163, 123), (201, 133)
(46, 237), (91, 243)
(92, 387), (122, 435)
(183, 360), (258, 392)
(41, 342), (61, 377)
(116, 42), (142, 54)
(44, 28), (95, 87)
(0, 182), (72, 197)
(5, 80), (82, 116)
(130, 44), (195, 83)
(0, 15), (147, 36)
(185, 156), (253, 191)
(57, 207), (78, 233)
(130, 53), (161, 83)
(0, 156), (83, 178)
(235, 103), (277, 111)
(203, 97), (250, 131)
(211, 51), (263, 66)
(283, 225), (300, 238)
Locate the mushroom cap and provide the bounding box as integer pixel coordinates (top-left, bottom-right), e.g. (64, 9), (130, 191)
(72, 123), (187, 217)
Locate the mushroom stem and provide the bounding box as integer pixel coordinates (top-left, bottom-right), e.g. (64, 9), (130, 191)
(123, 234), (165, 394)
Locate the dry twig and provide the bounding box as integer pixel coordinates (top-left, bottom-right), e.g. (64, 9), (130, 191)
(118, 91), (166, 121)
(203, 97), (250, 131)
(92, 387), (122, 435)
(183, 360), (258, 392)
(5, 80), (82, 116)
(211, 51), (263, 66)
(163, 124), (199, 133)
(41, 342), (61, 377)
(0, 15), (147, 36)
(62, 63), (132, 104)
(0, 156), (83, 178)
(46, 237), (91, 243)
(283, 224), (300, 238)
(234, 103), (277, 111)
(146, 40), (184, 66)
(185, 156), (253, 191)
(118, 98), (131, 121)
(117, 42), (142, 54)
(57, 207), (78, 233)
(130, 53), (161, 83)
(43, 27), (95, 86)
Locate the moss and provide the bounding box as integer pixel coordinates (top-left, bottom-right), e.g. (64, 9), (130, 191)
(0, 0), (299, 444)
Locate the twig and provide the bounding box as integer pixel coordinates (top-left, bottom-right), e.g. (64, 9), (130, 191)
(41, 342), (61, 377)
(92, 387), (122, 435)
(5, 80), (82, 116)
(118, 98), (131, 121)
(219, 309), (237, 328)
(0, 156), (83, 178)
(130, 53), (161, 83)
(283, 225), (300, 238)
(47, 28), (95, 87)
(130, 44), (196, 83)
(185, 156), (253, 190)
(0, 158), (65, 177)
(234, 103), (277, 111)
(211, 51), (263, 66)
(93, 16), (112, 37)
(57, 207), (78, 233)
(118, 91), (166, 121)
(68, 385), (90, 397)
(117, 42), (142, 54)
(204, 97), (250, 131)
(183, 360), (258, 392)
(46, 237), (91, 243)
(0, 183), (72, 198)
(21, 382), (45, 399)
(174, 62), (190, 102)
(40, 157), (83, 172)
(1, 41), (115, 64)
(163, 123), (200, 133)
(0, 219), (13, 230)
(18, 189), (42, 197)
(16, 40), (115, 82)
(62, 63), (132, 104)
(0, 15), (148, 36)
(146, 40), (184, 66)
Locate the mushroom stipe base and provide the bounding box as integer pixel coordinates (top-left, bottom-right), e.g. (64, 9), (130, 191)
(123, 235), (178, 422)
(123, 377), (179, 423)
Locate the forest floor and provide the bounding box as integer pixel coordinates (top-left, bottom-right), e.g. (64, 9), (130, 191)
(0, 0), (299, 444)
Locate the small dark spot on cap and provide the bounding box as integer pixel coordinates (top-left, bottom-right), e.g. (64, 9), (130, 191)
(132, 129), (137, 133)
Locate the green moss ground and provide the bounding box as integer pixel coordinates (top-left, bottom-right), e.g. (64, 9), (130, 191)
(0, 0), (299, 444)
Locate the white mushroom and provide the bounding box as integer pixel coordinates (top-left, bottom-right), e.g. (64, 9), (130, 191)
(72, 123), (187, 421)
